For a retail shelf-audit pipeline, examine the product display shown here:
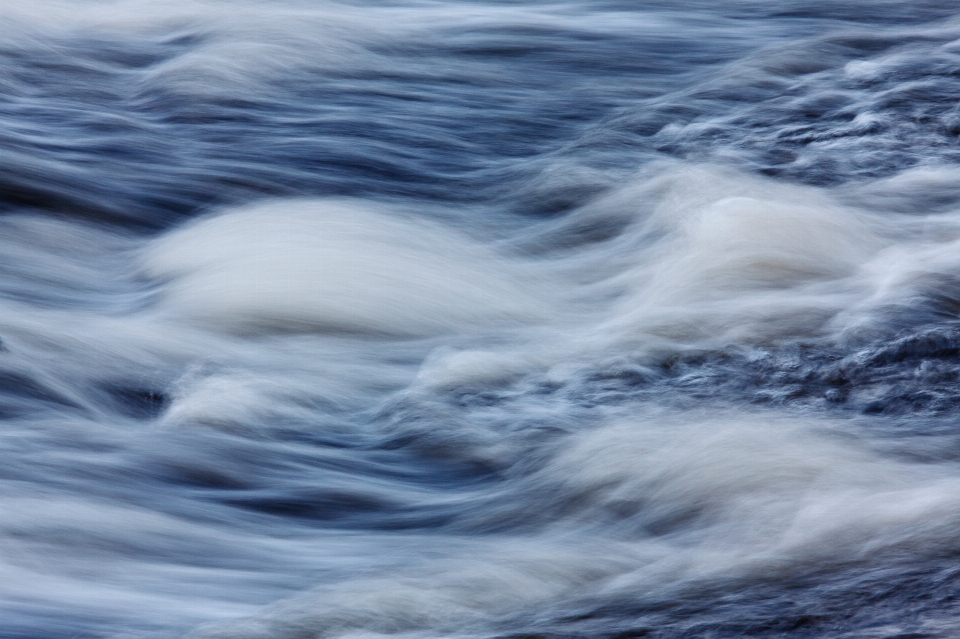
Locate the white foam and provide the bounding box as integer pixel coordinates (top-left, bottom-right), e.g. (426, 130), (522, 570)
(588, 167), (884, 345)
(542, 412), (958, 550)
(184, 408), (960, 639)
(143, 199), (551, 336)
(414, 166), (893, 386)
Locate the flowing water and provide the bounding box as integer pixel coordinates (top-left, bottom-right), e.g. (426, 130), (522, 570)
(3, 1), (960, 637)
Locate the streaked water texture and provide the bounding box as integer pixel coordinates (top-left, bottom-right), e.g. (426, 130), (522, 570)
(3, 2), (960, 638)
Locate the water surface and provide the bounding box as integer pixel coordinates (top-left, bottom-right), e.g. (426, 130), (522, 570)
(3, 2), (960, 637)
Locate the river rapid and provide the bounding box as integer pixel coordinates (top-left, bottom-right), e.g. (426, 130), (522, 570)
(3, 2), (960, 638)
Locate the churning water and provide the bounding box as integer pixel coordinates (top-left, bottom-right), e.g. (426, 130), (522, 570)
(4, 1), (960, 637)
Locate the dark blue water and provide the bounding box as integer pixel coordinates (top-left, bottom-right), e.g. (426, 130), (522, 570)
(3, 2), (960, 638)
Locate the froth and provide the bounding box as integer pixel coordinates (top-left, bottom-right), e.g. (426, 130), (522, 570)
(184, 409), (960, 639)
(143, 199), (550, 336)
(540, 413), (958, 549)
(591, 167), (885, 346)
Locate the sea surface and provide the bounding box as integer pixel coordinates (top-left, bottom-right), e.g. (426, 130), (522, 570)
(3, 1), (960, 637)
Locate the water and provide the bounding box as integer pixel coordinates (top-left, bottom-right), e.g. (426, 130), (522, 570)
(3, 1), (960, 637)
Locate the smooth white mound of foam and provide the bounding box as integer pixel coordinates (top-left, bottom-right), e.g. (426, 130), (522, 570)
(143, 199), (549, 336)
(573, 166), (887, 346)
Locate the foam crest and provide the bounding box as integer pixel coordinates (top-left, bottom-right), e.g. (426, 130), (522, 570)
(143, 199), (551, 336)
(591, 168), (884, 345)
(415, 167), (895, 387)
(184, 408), (960, 639)
(540, 413), (959, 551)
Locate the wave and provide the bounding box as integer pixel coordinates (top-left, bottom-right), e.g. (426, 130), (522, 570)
(4, 2), (960, 638)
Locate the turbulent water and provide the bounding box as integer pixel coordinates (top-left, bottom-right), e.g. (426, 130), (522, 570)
(4, 1), (960, 637)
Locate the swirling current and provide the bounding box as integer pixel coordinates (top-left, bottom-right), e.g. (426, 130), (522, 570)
(3, 2), (960, 638)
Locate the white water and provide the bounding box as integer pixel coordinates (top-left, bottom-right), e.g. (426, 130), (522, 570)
(4, 2), (960, 638)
